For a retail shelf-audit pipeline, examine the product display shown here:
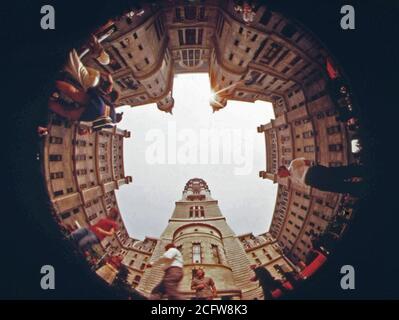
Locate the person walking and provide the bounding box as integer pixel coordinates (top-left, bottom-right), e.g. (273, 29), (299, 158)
(250, 265), (283, 299)
(277, 157), (366, 197)
(69, 208), (119, 255)
(148, 243), (184, 300)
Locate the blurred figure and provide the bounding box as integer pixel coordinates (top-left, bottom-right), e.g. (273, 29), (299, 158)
(148, 243), (184, 300)
(234, 1), (256, 24)
(250, 265), (286, 300)
(37, 126), (48, 137)
(277, 157), (366, 197)
(88, 34), (110, 66)
(48, 80), (122, 123)
(69, 208), (119, 255)
(191, 269), (217, 300)
(63, 49), (102, 91)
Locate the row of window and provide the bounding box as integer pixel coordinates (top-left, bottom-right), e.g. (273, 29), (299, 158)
(178, 28), (203, 46)
(251, 248), (273, 261)
(175, 6), (206, 22)
(189, 206), (205, 218)
(49, 136), (63, 144)
(59, 207), (80, 220)
(53, 187), (73, 197)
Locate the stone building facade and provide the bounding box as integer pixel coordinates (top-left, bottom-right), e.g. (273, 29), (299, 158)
(42, 116), (133, 255)
(237, 232), (296, 279)
(137, 178), (292, 300)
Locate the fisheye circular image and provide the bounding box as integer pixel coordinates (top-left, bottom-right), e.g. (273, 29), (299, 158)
(38, 0), (365, 300)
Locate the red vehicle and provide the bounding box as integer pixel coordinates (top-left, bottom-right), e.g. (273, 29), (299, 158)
(298, 250), (328, 280)
(271, 281), (294, 299)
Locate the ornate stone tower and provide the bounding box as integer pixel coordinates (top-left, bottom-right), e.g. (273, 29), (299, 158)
(138, 178), (262, 300)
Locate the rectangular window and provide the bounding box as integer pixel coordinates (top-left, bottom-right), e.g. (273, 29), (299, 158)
(304, 145), (315, 153)
(192, 243), (201, 263)
(199, 7), (205, 20)
(178, 29), (184, 46)
(49, 136), (63, 144)
(74, 154), (86, 161)
(185, 29), (196, 45)
(303, 131), (314, 138)
(60, 211), (71, 220)
(211, 244), (221, 264)
(282, 66), (290, 74)
(175, 8), (182, 21)
(50, 172), (64, 179)
(198, 29), (203, 45)
(53, 190), (64, 197)
(327, 125), (341, 135)
(184, 6), (196, 20)
(329, 144), (343, 152)
(49, 154), (62, 161)
(290, 56), (301, 66)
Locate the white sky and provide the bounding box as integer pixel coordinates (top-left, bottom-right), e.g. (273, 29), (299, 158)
(115, 73), (277, 240)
